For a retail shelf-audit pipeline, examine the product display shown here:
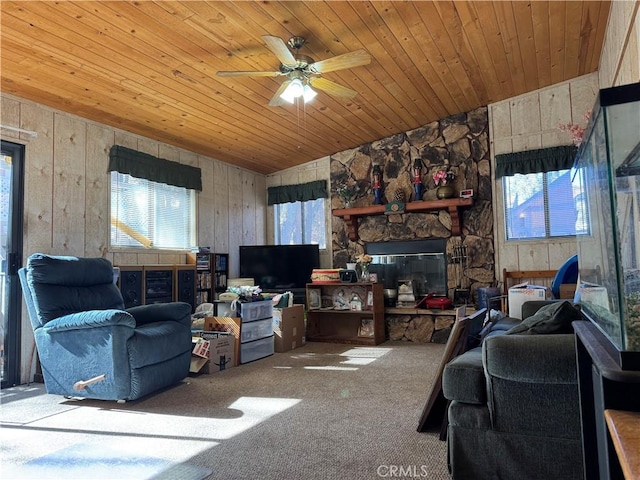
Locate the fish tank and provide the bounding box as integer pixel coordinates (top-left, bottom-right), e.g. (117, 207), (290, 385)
(573, 82), (640, 369)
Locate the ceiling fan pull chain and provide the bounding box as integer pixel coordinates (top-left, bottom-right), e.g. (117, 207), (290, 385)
(303, 99), (308, 146)
(297, 97), (302, 139)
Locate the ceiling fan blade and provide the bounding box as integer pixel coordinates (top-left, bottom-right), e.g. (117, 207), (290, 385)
(308, 49), (371, 74)
(262, 35), (297, 68)
(216, 70), (282, 77)
(309, 77), (358, 99)
(268, 80), (292, 107)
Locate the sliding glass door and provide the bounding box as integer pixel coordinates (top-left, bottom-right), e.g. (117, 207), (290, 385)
(0, 141), (24, 387)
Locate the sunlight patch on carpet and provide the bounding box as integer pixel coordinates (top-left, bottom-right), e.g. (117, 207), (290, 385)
(298, 347), (392, 370)
(339, 347), (392, 358)
(340, 357), (377, 365)
(2, 443), (212, 480)
(304, 366), (359, 371)
(25, 396), (299, 441)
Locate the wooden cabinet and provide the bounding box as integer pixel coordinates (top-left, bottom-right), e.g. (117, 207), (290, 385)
(306, 282), (384, 345)
(116, 264), (196, 310)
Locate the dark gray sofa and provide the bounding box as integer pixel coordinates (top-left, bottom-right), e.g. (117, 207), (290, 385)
(442, 301), (584, 480)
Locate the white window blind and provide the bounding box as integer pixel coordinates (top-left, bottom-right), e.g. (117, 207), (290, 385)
(110, 171), (196, 249)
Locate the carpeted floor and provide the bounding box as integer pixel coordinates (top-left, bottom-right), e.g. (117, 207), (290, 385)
(1, 340), (450, 480)
(2, 443), (212, 480)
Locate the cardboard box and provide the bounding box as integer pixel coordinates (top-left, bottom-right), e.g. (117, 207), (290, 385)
(190, 331), (235, 374)
(272, 304), (305, 353)
(203, 317), (242, 366)
(559, 283), (577, 300)
(508, 283), (551, 319)
(206, 333), (235, 373)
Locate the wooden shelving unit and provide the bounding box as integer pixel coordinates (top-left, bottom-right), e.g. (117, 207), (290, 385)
(306, 282), (384, 345)
(332, 198), (473, 240)
(187, 252), (228, 306)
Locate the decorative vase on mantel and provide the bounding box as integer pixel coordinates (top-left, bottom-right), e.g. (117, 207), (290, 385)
(436, 185), (455, 199)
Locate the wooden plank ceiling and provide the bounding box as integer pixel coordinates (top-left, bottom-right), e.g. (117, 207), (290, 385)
(0, 1), (610, 175)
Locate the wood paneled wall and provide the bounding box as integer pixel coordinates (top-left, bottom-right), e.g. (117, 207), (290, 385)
(487, 0), (640, 282)
(265, 156), (332, 268)
(598, 1), (640, 88)
(1, 92), (266, 383)
(488, 72), (599, 280)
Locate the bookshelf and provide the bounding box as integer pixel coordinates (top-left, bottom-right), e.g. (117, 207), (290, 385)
(213, 253), (228, 296)
(306, 282), (384, 345)
(188, 251), (229, 307)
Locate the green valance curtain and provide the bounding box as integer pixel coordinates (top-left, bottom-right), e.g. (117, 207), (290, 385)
(495, 145), (578, 178)
(267, 180), (328, 205)
(108, 145), (202, 191)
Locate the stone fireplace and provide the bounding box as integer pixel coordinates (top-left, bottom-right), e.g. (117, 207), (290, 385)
(330, 107), (496, 343)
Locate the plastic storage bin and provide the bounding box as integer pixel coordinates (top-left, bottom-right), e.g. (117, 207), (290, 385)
(241, 317), (273, 342)
(240, 335), (275, 364)
(239, 300), (273, 322)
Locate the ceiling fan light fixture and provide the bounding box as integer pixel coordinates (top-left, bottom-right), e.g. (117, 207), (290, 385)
(280, 78), (304, 103)
(303, 84), (317, 102)
(220, 35), (370, 106)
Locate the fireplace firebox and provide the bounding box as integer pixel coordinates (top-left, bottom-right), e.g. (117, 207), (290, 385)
(366, 240), (447, 306)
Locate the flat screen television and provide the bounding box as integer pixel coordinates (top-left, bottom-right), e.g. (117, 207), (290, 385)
(239, 244), (320, 290)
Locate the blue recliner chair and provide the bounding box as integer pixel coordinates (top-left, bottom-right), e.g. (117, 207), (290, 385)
(19, 253), (193, 401)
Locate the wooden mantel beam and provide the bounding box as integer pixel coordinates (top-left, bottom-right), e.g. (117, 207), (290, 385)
(332, 198), (474, 240)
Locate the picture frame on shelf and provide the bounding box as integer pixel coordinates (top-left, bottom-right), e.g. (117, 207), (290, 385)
(333, 289), (349, 310)
(308, 289), (321, 310)
(358, 318), (375, 337)
(366, 291), (374, 308)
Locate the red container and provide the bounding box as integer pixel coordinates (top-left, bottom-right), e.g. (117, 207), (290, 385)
(416, 294), (453, 310)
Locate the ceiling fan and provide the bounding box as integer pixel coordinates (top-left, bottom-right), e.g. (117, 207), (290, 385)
(216, 35), (371, 107)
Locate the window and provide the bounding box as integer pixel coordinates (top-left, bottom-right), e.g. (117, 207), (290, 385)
(503, 168), (590, 240)
(110, 171), (196, 249)
(274, 198), (326, 248)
